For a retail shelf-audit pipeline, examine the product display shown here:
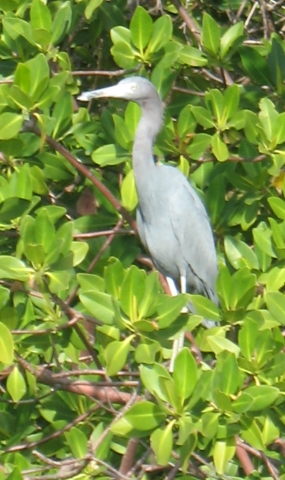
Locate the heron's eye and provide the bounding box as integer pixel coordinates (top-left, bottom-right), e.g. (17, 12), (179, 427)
(130, 83), (137, 91)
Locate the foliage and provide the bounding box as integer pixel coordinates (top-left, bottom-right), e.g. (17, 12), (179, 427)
(0, 0), (285, 478)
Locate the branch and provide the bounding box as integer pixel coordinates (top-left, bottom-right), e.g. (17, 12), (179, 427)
(16, 355), (139, 405)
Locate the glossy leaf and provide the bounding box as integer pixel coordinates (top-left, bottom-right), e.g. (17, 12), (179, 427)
(79, 290), (114, 324)
(124, 401), (166, 431)
(130, 6), (152, 52)
(201, 13), (220, 56)
(105, 336), (134, 376)
(213, 438), (236, 474)
(207, 335), (240, 357)
(150, 422), (174, 465)
(30, 0), (52, 32)
(241, 386), (279, 411)
(220, 21), (244, 59)
(91, 144), (127, 166)
(0, 257), (30, 281)
(0, 113), (22, 140)
(84, 0), (104, 19)
(147, 15), (172, 53)
(65, 427), (88, 458)
(6, 366), (26, 402)
(211, 133), (228, 162)
(0, 323), (14, 364)
(265, 291), (285, 325)
(121, 169), (138, 211)
(173, 348), (198, 401)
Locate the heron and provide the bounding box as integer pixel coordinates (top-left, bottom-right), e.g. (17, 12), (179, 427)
(78, 76), (218, 370)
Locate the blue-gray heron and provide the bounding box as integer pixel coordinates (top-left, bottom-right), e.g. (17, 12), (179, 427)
(78, 76), (218, 370)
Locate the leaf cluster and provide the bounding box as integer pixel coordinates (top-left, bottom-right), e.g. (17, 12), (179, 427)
(0, 1), (285, 479)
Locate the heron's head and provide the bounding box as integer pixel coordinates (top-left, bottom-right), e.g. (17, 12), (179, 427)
(77, 76), (160, 105)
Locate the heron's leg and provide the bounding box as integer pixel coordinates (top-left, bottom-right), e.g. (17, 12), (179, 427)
(168, 275), (187, 372)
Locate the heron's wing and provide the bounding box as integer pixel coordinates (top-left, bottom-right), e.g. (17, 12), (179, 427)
(168, 179), (217, 301)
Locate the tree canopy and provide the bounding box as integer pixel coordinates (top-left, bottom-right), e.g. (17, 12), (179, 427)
(0, 0), (285, 479)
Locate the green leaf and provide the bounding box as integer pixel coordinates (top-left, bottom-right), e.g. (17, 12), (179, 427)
(65, 427), (88, 458)
(120, 169), (138, 211)
(50, 1), (72, 45)
(220, 21), (244, 59)
(111, 26), (132, 45)
(138, 271), (160, 319)
(120, 266), (145, 320)
(147, 15), (172, 54)
(211, 133), (228, 162)
(253, 222), (276, 258)
(268, 197), (285, 220)
(70, 241), (89, 266)
(213, 438), (236, 475)
(259, 97), (278, 143)
(241, 417), (264, 450)
(191, 106), (214, 128)
(238, 317), (259, 360)
(14, 63), (30, 96)
(150, 423), (174, 466)
(3, 16), (35, 45)
(104, 259), (125, 298)
(189, 295), (220, 321)
(186, 133), (211, 159)
(124, 401), (166, 431)
(0, 256), (30, 281)
(105, 336), (134, 376)
(265, 291), (285, 325)
(240, 46), (273, 87)
(0, 285), (9, 309)
(84, 0), (104, 19)
(26, 54), (50, 100)
(224, 235), (259, 270)
(207, 335), (240, 357)
(30, 0), (52, 32)
(179, 45), (207, 67)
(111, 41), (137, 69)
(0, 323), (14, 364)
(201, 13), (220, 56)
(223, 84), (240, 122)
(159, 377), (182, 411)
(267, 38), (285, 92)
(130, 6), (153, 52)
(201, 412), (219, 438)
(273, 112), (285, 145)
(79, 290), (114, 324)
(207, 175), (225, 223)
(140, 364), (170, 402)
(135, 341), (160, 364)
(34, 208), (55, 253)
(0, 113), (22, 140)
(6, 366), (26, 402)
(173, 348), (197, 402)
(156, 295), (188, 328)
(52, 93), (72, 138)
(242, 386), (279, 411)
(91, 144), (127, 166)
(212, 351), (241, 395)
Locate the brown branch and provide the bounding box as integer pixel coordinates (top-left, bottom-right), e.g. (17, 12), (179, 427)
(16, 355), (139, 405)
(171, 0), (200, 42)
(235, 440), (254, 475)
(119, 438), (140, 475)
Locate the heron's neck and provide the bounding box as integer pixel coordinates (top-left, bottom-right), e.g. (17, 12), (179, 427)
(132, 99), (164, 189)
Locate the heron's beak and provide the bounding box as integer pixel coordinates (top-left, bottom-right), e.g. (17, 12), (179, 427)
(77, 84), (122, 102)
